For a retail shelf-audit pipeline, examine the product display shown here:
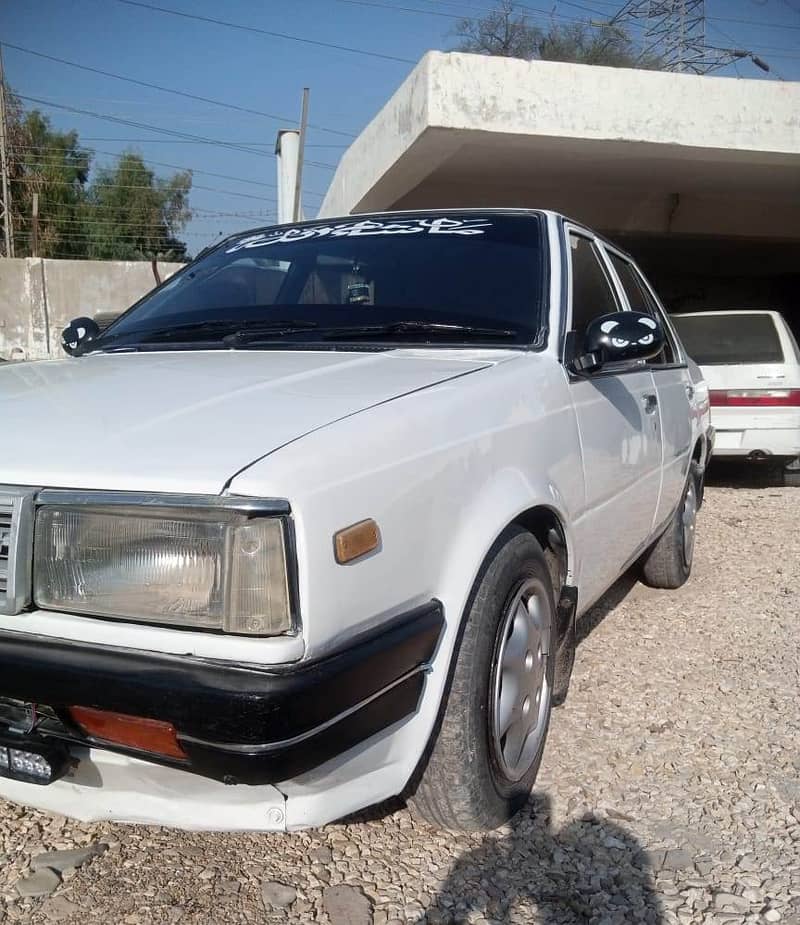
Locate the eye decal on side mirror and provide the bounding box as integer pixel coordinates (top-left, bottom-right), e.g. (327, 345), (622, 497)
(573, 312), (665, 374)
(61, 317), (101, 357)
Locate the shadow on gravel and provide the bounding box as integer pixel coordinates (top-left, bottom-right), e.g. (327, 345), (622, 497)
(704, 460), (789, 489)
(420, 793), (663, 925)
(575, 571), (640, 646)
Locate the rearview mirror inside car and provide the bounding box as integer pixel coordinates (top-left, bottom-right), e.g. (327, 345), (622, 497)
(572, 311), (665, 374)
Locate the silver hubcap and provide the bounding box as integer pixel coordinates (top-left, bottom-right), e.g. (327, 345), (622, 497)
(682, 478), (697, 566)
(490, 578), (551, 782)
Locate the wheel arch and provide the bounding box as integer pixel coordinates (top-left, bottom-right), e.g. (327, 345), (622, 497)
(435, 491), (577, 713)
(405, 499), (577, 813)
(511, 505), (570, 595)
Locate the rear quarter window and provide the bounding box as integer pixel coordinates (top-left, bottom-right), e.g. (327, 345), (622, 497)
(672, 314), (784, 365)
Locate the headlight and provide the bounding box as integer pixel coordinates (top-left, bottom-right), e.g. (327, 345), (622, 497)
(33, 504), (292, 636)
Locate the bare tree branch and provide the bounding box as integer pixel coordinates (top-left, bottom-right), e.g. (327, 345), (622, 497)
(451, 1), (664, 70)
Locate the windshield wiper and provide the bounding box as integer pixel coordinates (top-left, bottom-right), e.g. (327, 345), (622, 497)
(222, 321), (318, 345)
(96, 319), (317, 349)
(321, 321), (517, 340)
(95, 318), (516, 351)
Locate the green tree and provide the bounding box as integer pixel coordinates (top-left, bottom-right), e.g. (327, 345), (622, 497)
(85, 152), (192, 261)
(6, 94), (91, 258)
(452, 0), (662, 70)
(2, 87), (192, 260)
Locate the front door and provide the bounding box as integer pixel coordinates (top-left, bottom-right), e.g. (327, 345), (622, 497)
(565, 231), (663, 608)
(604, 248), (694, 527)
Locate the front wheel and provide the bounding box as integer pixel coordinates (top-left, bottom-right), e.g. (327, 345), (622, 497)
(408, 528), (555, 831)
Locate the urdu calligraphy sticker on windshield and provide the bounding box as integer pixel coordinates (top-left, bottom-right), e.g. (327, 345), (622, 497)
(226, 217), (493, 253)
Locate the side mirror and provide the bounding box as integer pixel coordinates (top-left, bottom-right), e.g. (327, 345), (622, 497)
(61, 317), (100, 357)
(573, 311), (665, 373)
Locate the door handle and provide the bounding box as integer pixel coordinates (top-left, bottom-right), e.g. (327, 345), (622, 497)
(643, 393), (658, 414)
(685, 384), (694, 399)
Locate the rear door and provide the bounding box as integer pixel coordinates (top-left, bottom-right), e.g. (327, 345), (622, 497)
(565, 229), (663, 607)
(603, 248), (693, 527)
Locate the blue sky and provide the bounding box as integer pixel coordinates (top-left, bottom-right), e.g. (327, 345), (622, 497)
(2, 0), (799, 255)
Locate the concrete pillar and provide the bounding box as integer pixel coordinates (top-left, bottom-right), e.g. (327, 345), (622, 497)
(275, 130), (300, 225)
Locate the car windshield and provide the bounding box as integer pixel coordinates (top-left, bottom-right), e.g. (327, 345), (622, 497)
(94, 213), (546, 351)
(672, 313), (784, 365)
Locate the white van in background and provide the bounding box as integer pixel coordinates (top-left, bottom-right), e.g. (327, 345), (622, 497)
(672, 311), (800, 486)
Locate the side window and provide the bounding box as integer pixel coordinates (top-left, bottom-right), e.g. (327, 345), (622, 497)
(608, 253), (677, 364)
(568, 234), (621, 343)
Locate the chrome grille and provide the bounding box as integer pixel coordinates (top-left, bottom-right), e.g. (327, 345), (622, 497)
(0, 488), (36, 615)
(0, 506), (11, 598)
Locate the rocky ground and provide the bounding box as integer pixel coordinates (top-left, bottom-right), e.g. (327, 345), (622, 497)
(1, 479), (798, 924)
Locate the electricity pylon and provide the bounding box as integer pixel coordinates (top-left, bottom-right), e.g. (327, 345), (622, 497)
(610, 0), (769, 74)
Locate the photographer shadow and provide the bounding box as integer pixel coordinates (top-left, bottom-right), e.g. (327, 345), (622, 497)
(420, 793), (664, 924)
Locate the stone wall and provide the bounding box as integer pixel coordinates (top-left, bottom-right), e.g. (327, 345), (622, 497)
(0, 258), (184, 361)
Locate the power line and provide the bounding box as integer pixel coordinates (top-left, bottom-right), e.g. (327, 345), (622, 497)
(14, 98), (343, 169)
(540, 0), (800, 25)
(331, 0), (800, 69)
(16, 94), (272, 158)
(16, 145), (327, 197)
(111, 0), (416, 64)
(706, 19), (788, 79)
(11, 173), (276, 202)
(2, 42), (357, 139)
(38, 137), (348, 150)
(334, 0), (464, 18)
(389, 0), (800, 32)
(36, 217), (274, 229)
(32, 202), (274, 220)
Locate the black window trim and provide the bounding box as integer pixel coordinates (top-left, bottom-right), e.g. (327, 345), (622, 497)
(562, 224), (622, 364)
(597, 241), (687, 372)
(562, 222), (642, 381)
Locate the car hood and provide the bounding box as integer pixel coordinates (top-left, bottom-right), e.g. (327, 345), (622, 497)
(0, 349), (494, 494)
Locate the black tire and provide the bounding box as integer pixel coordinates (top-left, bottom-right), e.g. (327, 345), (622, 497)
(408, 527), (555, 832)
(640, 462), (701, 589)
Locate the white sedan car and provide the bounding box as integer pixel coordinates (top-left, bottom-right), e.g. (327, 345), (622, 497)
(0, 210), (711, 832)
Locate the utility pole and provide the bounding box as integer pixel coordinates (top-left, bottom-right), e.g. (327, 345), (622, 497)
(31, 192), (39, 257)
(0, 44), (15, 257)
(292, 88), (309, 223)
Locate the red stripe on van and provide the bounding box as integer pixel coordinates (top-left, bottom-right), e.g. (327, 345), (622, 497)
(709, 390), (800, 407)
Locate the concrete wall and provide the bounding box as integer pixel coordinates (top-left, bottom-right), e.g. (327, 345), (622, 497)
(320, 52), (800, 223)
(0, 258), (184, 361)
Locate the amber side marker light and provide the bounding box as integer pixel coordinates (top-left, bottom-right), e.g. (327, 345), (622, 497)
(68, 706), (187, 760)
(334, 518), (381, 564)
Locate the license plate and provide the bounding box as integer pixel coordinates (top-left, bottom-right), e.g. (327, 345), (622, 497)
(714, 430), (743, 450)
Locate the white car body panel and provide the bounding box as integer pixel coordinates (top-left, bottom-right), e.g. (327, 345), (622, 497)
(0, 350), (491, 493)
(0, 748), (289, 831)
(0, 210), (709, 830)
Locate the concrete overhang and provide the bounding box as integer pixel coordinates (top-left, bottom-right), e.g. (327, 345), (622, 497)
(319, 52), (800, 239)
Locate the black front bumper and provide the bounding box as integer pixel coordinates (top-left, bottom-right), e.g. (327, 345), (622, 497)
(0, 601), (444, 786)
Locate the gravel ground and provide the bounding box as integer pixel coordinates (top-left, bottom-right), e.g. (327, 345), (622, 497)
(1, 483), (798, 925)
